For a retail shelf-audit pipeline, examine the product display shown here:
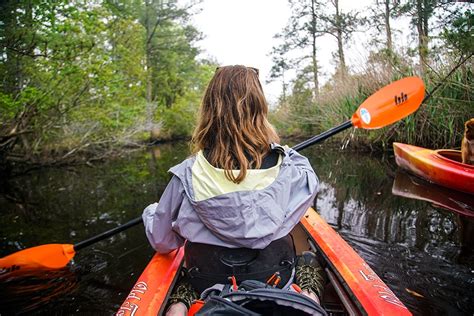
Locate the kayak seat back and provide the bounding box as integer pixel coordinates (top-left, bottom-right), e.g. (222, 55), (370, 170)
(185, 234), (296, 293)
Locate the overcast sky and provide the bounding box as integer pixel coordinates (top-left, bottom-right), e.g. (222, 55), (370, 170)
(191, 0), (373, 104)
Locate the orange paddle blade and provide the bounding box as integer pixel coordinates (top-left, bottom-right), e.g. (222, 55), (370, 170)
(352, 77), (425, 129)
(0, 244), (75, 277)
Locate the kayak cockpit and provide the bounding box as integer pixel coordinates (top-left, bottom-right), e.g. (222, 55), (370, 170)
(118, 209), (411, 315)
(435, 149), (474, 169)
(436, 149), (462, 163)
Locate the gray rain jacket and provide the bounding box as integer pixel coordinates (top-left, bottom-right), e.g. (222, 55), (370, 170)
(143, 145), (318, 253)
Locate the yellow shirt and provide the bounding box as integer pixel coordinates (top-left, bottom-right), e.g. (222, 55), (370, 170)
(191, 150), (282, 201)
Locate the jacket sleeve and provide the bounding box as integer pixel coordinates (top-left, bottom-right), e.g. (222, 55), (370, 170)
(282, 149), (319, 230)
(142, 175), (185, 253)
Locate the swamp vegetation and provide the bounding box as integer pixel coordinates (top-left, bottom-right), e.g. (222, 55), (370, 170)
(268, 0), (473, 150)
(0, 0), (215, 171)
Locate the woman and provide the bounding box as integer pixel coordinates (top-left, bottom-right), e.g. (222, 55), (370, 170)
(143, 65), (322, 315)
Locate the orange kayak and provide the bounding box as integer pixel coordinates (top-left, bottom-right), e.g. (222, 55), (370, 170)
(393, 142), (474, 195)
(117, 209), (411, 316)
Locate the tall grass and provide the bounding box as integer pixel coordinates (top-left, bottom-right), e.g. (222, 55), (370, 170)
(392, 65), (472, 149)
(271, 57), (473, 150)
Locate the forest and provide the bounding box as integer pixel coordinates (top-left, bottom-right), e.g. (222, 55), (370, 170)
(0, 0), (472, 171)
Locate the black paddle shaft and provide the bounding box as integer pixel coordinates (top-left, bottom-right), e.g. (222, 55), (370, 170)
(74, 217), (143, 251)
(293, 120), (353, 152)
(74, 120), (353, 250)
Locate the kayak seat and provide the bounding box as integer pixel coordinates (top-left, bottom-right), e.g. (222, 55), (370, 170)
(185, 234), (296, 293)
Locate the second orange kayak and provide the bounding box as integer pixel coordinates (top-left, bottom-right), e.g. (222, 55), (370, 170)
(393, 142), (474, 195)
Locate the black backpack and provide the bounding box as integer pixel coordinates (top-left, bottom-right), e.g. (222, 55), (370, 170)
(195, 280), (327, 316)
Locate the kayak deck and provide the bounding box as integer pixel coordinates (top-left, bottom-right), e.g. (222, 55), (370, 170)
(118, 209), (411, 315)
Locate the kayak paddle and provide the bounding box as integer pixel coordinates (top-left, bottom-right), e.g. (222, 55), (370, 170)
(0, 76), (425, 276)
(293, 76), (425, 151)
(0, 217), (142, 276)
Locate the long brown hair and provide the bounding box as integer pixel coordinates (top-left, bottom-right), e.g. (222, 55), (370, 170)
(191, 65), (280, 184)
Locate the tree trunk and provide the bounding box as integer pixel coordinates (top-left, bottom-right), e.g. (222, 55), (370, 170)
(335, 0), (347, 79)
(384, 0), (393, 77)
(2, 1), (20, 95)
(384, 0), (393, 53)
(416, 0), (428, 75)
(144, 1), (157, 139)
(311, 0), (319, 98)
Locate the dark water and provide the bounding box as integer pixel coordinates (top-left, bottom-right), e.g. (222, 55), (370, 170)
(1, 142), (473, 315)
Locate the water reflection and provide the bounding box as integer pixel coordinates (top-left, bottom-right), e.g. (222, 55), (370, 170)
(392, 171), (474, 267)
(0, 142), (473, 315)
(0, 269), (78, 313)
(392, 171), (474, 218)
(0, 143), (189, 314)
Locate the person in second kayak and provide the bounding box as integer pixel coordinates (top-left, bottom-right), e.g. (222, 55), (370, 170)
(143, 65), (323, 315)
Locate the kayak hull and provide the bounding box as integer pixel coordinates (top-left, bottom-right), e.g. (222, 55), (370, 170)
(393, 142), (474, 195)
(118, 209), (411, 316)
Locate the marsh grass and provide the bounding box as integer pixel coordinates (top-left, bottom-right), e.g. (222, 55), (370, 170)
(272, 59), (473, 150)
(395, 67), (472, 149)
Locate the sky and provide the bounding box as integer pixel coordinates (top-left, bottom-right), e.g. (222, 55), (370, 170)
(191, 0), (373, 104)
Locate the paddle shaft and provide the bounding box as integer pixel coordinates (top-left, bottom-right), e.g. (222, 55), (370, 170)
(292, 55), (472, 153)
(74, 217), (143, 251)
(293, 120), (352, 151)
(1, 77), (428, 272)
(421, 52), (473, 104)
